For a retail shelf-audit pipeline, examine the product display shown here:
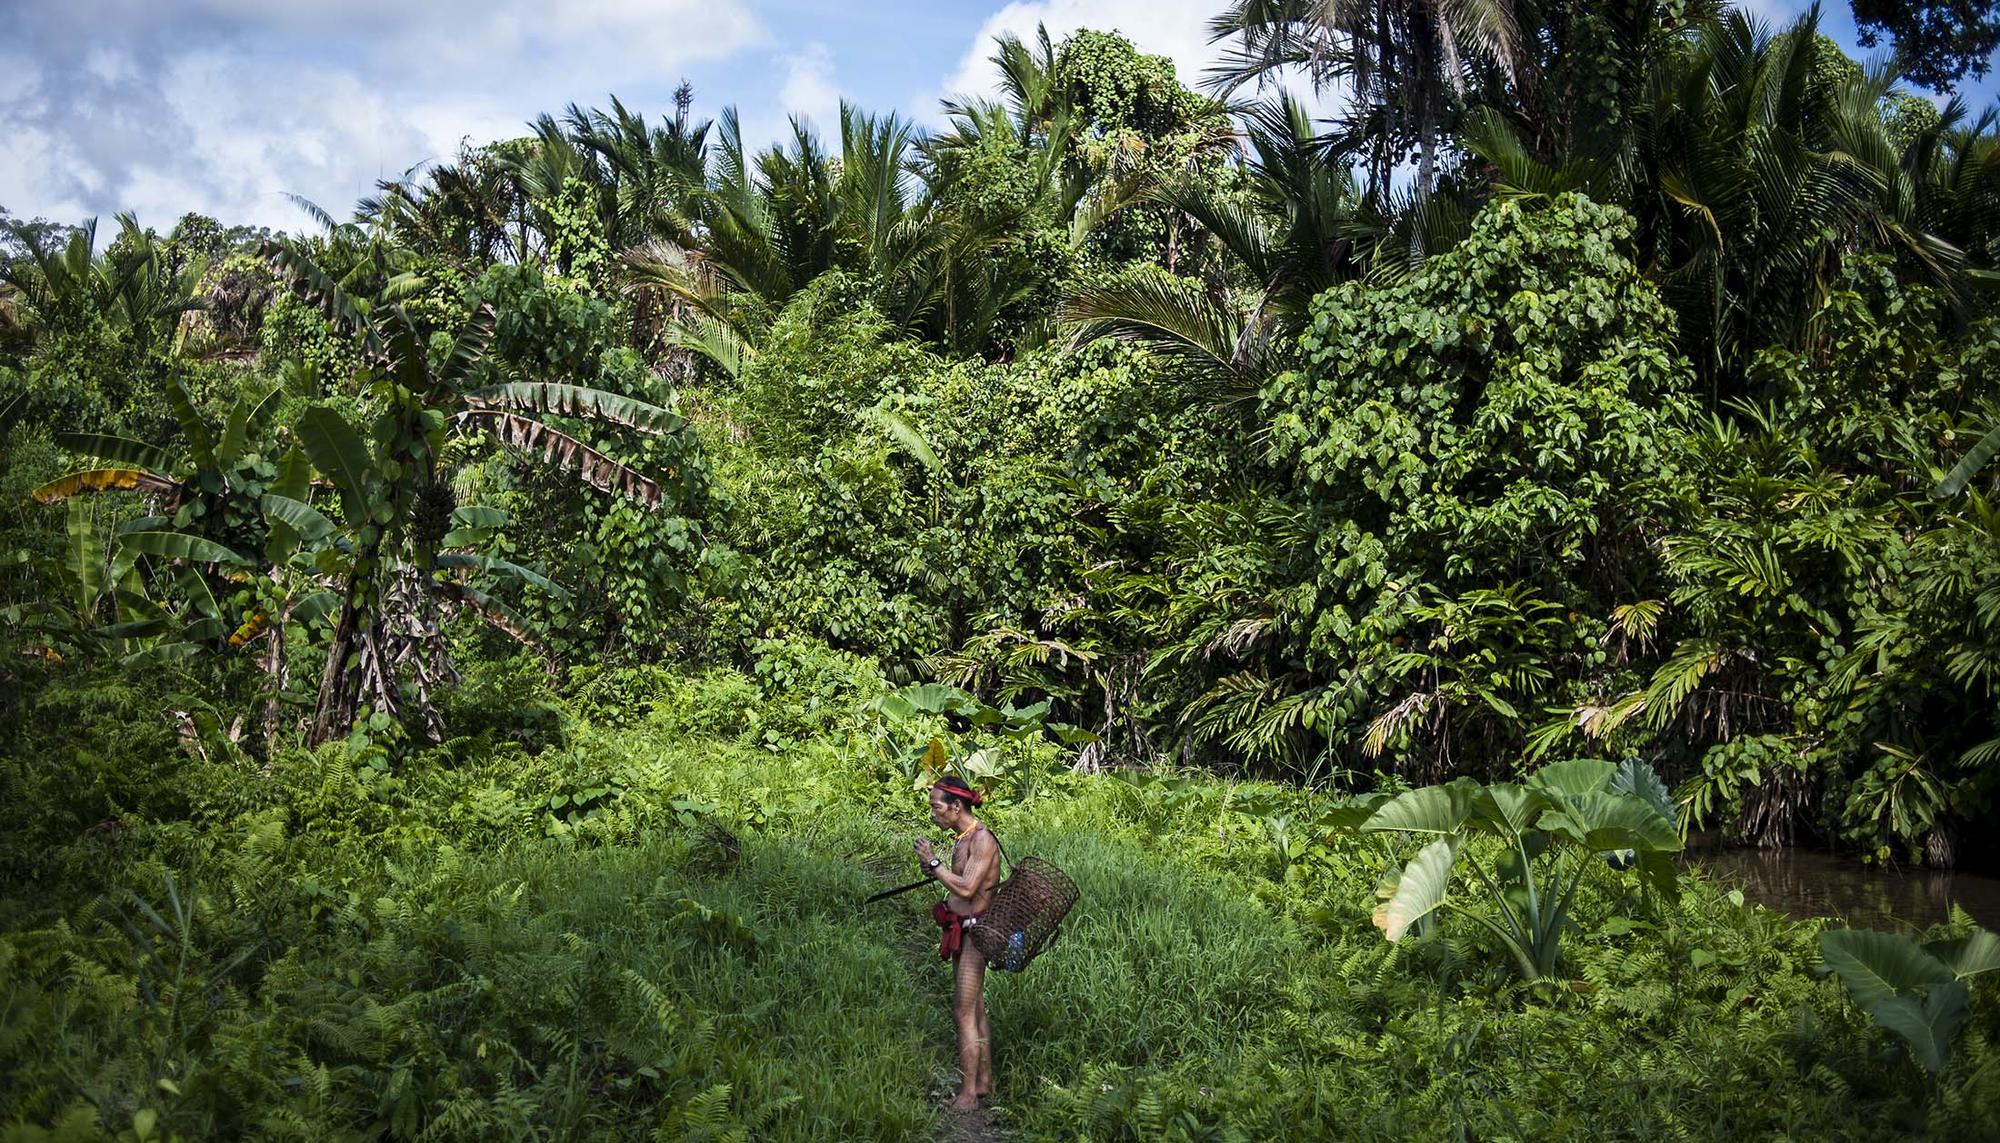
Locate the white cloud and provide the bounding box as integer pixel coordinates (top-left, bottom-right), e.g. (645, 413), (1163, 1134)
(939, 0), (1220, 110)
(0, 0), (769, 233)
(930, 0), (1337, 135)
(780, 42), (843, 135)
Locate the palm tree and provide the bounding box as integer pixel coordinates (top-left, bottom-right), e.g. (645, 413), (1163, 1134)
(1206, 0), (1527, 195)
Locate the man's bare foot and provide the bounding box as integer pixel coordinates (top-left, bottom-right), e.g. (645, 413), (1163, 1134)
(949, 1090), (980, 1112)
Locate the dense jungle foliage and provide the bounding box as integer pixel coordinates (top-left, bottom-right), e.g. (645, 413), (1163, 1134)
(6, 1), (2000, 1138)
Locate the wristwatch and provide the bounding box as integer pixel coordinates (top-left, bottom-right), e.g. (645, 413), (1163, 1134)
(926, 857), (943, 872)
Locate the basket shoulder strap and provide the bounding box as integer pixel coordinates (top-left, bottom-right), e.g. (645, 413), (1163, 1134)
(985, 824), (1010, 876)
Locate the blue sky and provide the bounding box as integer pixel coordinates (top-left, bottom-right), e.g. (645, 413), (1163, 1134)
(2, 1), (1994, 236)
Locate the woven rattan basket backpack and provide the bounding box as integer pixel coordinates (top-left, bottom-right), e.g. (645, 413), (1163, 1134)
(964, 834), (1077, 972)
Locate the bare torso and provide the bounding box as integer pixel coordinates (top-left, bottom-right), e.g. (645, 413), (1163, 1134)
(946, 825), (1001, 916)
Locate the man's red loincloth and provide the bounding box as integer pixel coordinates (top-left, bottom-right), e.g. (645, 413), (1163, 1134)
(933, 900), (987, 960)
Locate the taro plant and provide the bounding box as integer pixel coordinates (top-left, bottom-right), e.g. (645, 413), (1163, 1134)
(861, 681), (1094, 796)
(1332, 757), (1681, 980)
(1819, 921), (2000, 1075)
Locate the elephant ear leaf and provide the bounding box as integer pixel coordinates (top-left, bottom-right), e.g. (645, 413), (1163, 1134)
(1867, 983), (1971, 1075)
(1926, 929), (2000, 980)
(1373, 837), (1458, 942)
(1539, 793), (1679, 852)
(1472, 783), (1549, 836)
(1609, 757), (1676, 823)
(1819, 929), (1955, 1011)
(1361, 778), (1482, 835)
(1527, 758), (1617, 798)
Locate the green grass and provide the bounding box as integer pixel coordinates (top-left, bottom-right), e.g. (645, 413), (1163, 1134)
(2, 669), (1997, 1140)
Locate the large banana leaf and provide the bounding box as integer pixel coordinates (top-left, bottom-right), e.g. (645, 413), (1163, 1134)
(259, 494), (336, 544)
(297, 407), (376, 524)
(463, 382), (687, 436)
(163, 377), (216, 471)
(450, 505), (509, 530)
(217, 384), (282, 466)
(58, 433), (173, 473)
(464, 411), (665, 509)
(433, 553), (570, 599)
(1820, 929), (1957, 1010)
(264, 239), (383, 353)
(121, 641), (204, 668)
(435, 306), (496, 388)
(440, 504), (509, 548)
(1373, 837), (1459, 942)
(120, 531), (250, 567)
(32, 469), (180, 503)
(1360, 778), (1482, 835)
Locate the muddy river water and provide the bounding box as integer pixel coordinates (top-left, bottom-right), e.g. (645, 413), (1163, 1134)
(1689, 846), (2000, 930)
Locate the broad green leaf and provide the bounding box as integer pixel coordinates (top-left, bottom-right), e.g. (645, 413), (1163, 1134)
(293, 591), (339, 627)
(1935, 423), (2000, 497)
(463, 382), (687, 436)
(297, 406), (375, 524)
(1927, 929), (2000, 979)
(1538, 793), (1679, 852)
(115, 516), (172, 535)
(1867, 983), (1970, 1075)
(1473, 783), (1549, 836)
(434, 553), (570, 600)
(1637, 849), (1682, 902)
(1360, 778), (1481, 835)
(174, 565), (222, 620)
(884, 684), (982, 718)
(450, 505), (509, 530)
(1820, 929), (1956, 1011)
(58, 433), (173, 473)
(1527, 758), (1617, 797)
(121, 641), (204, 668)
(163, 377), (215, 470)
(1319, 794), (1390, 832)
(93, 618), (168, 639)
(260, 495), (335, 543)
(1373, 837), (1458, 942)
(120, 531), (250, 566)
(1610, 757), (1676, 823)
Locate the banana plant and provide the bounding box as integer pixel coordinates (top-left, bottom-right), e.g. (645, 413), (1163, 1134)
(1333, 757), (1681, 980)
(3, 499), (248, 666)
(1820, 923), (2000, 1075)
(265, 239), (697, 743)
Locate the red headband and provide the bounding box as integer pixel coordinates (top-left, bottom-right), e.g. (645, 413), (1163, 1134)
(931, 779), (983, 806)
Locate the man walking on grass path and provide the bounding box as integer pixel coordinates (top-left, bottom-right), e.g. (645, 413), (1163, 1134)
(915, 775), (1001, 1111)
